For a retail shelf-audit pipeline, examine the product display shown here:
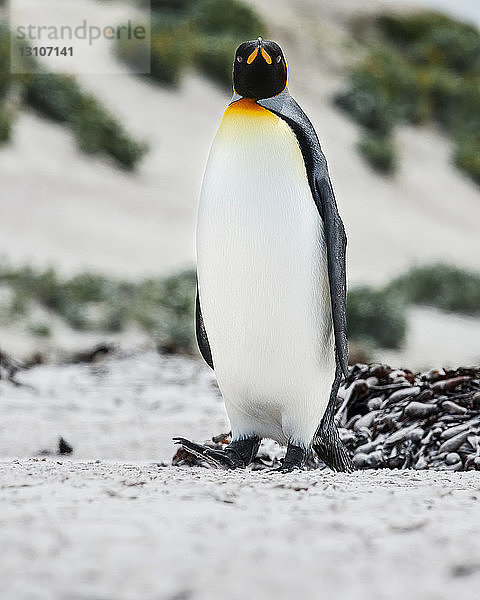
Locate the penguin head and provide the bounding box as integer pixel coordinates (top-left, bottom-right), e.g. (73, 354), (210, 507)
(233, 37), (287, 100)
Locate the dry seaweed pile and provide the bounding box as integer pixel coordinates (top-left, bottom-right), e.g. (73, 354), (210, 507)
(173, 364), (480, 471)
(337, 364), (480, 471)
(0, 351), (20, 384)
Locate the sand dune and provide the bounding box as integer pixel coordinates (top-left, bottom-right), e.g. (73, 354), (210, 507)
(2, 0), (478, 282)
(1, 0), (479, 367)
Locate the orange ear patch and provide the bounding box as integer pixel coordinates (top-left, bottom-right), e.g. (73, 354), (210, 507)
(261, 48), (272, 64)
(246, 48), (258, 64)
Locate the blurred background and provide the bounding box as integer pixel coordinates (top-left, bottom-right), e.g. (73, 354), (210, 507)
(0, 0), (479, 371)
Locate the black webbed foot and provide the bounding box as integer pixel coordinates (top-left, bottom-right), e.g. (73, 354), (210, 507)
(276, 442), (307, 473)
(173, 436), (261, 470)
(173, 437), (236, 469)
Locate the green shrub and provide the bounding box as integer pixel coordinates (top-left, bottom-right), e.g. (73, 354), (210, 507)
(59, 272), (110, 306)
(24, 73), (82, 122)
(334, 83), (395, 135)
(71, 96), (147, 170)
(454, 135), (480, 185)
(364, 48), (422, 124)
(8, 292), (28, 318)
(0, 23), (146, 170)
(157, 269), (196, 314)
(347, 287), (407, 349)
(0, 265), (197, 352)
(189, 0), (265, 87)
(387, 264), (480, 314)
(410, 26), (480, 74)
(116, 16), (194, 87)
(189, 0), (263, 38)
(1, 266), (59, 308)
(377, 12), (460, 45)
(157, 315), (195, 353)
(103, 304), (129, 333)
(149, 19), (192, 85)
(24, 73), (147, 169)
(135, 270), (197, 351)
(380, 12), (480, 75)
(337, 11), (480, 183)
(117, 0), (265, 88)
(194, 35), (238, 87)
(0, 106), (12, 143)
(357, 131), (396, 174)
(334, 48), (422, 132)
(347, 263), (480, 349)
(0, 24), (11, 99)
(114, 26), (151, 77)
(425, 66), (460, 127)
(29, 323), (52, 338)
(432, 80), (480, 151)
(149, 0), (194, 13)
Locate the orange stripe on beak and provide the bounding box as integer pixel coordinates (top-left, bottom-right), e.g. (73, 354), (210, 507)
(261, 48), (272, 64)
(246, 48), (258, 64)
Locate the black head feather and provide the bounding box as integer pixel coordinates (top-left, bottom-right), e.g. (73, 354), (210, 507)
(233, 37), (287, 100)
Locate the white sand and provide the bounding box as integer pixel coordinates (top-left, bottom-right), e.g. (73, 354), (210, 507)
(0, 352), (227, 461)
(2, 0), (479, 283)
(1, 352), (480, 600)
(2, 461), (480, 600)
(381, 306), (480, 370)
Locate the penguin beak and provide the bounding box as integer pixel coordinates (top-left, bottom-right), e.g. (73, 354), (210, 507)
(261, 48), (272, 64)
(247, 48), (258, 64)
(247, 37), (272, 65)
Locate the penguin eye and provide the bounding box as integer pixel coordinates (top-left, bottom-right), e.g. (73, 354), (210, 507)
(276, 55), (282, 63)
(236, 56), (243, 63)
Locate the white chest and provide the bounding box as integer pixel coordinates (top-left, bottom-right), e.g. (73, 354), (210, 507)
(196, 100), (335, 443)
(198, 99), (323, 297)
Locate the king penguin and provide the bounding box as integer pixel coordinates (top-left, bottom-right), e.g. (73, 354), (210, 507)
(175, 37), (354, 472)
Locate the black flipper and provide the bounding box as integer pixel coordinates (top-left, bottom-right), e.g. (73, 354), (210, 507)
(195, 286), (214, 370)
(312, 365), (355, 472)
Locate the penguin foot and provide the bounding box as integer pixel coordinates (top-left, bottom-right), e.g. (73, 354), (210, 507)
(173, 436), (261, 470)
(173, 437), (237, 469)
(276, 442), (307, 473)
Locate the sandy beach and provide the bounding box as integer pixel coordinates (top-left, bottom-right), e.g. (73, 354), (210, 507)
(1, 351), (480, 600)
(2, 460), (480, 600)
